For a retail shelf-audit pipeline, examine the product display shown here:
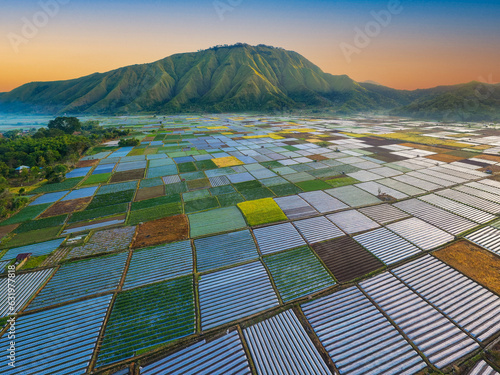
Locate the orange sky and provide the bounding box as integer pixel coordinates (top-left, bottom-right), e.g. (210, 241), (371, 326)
(1, 0), (499, 92)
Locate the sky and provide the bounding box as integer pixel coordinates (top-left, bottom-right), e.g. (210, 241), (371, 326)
(1, 0), (499, 92)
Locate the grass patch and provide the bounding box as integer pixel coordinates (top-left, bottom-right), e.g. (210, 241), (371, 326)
(127, 203), (183, 225)
(69, 203), (129, 223)
(177, 162), (197, 173)
(82, 173), (111, 186)
(184, 197), (220, 213)
(217, 193), (245, 207)
(194, 160), (217, 170)
(234, 180), (262, 191)
(210, 185), (236, 195)
(14, 214), (67, 233)
(131, 195), (181, 211)
(0, 203), (52, 226)
(240, 187), (275, 200)
(87, 190), (135, 209)
(295, 180), (332, 192)
(20, 255), (49, 270)
(165, 182), (188, 195)
(270, 183), (303, 196)
(237, 198), (287, 226)
(31, 178), (83, 194)
(3, 227), (62, 248)
(326, 176), (359, 188)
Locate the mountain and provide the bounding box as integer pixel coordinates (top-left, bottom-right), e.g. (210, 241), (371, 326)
(0, 44), (381, 114)
(360, 80), (382, 86)
(391, 82), (500, 121)
(0, 43), (499, 120)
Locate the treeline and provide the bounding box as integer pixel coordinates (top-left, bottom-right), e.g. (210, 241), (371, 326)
(0, 117), (129, 218)
(0, 117), (129, 178)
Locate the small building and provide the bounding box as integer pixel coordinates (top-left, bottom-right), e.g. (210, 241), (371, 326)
(15, 166), (30, 174)
(16, 253), (31, 262)
(15, 253), (32, 270)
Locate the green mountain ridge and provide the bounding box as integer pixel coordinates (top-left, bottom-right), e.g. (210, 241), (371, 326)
(1, 44), (499, 121)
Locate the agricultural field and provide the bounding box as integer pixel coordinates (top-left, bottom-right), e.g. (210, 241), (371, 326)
(0, 114), (500, 374)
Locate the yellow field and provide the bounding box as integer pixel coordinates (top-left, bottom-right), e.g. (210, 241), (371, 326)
(371, 132), (471, 148)
(212, 156), (245, 168)
(237, 198), (287, 226)
(9, 180), (47, 194)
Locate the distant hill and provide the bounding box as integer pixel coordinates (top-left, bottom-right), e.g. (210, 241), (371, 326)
(391, 82), (500, 121)
(1, 43), (499, 121)
(360, 80), (382, 86)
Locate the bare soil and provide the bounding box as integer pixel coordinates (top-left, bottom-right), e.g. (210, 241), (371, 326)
(132, 214), (189, 249)
(38, 197), (92, 218)
(433, 240), (500, 294)
(0, 224), (19, 240)
(477, 154), (500, 163)
(479, 165), (500, 173)
(75, 159), (99, 168)
(425, 153), (464, 163)
(110, 169), (145, 183)
(307, 154), (328, 161)
(134, 186), (165, 201)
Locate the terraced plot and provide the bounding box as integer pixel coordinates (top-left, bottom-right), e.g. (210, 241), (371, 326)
(263, 246), (335, 301)
(0, 295), (112, 375)
(360, 273), (479, 368)
(140, 330), (250, 375)
(244, 310), (332, 375)
(194, 229), (259, 273)
(392, 255), (500, 342)
(0, 268), (54, 316)
(302, 286), (426, 375)
(312, 237), (384, 282)
(66, 226), (136, 259)
(198, 261), (279, 330)
(123, 241), (193, 290)
(27, 252), (127, 310)
(97, 276), (195, 366)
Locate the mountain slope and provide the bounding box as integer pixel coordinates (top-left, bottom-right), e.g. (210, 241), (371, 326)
(1, 43), (499, 120)
(0, 44), (404, 115)
(391, 82), (500, 121)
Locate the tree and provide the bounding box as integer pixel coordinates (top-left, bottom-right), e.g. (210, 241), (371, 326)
(19, 168), (29, 186)
(118, 138), (140, 147)
(47, 117), (82, 134)
(30, 166), (40, 180)
(45, 164), (68, 183)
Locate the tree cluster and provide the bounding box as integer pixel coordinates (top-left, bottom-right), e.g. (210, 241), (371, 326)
(118, 138), (140, 147)
(0, 117), (130, 218)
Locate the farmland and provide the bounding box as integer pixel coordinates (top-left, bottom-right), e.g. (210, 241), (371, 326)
(0, 114), (499, 374)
